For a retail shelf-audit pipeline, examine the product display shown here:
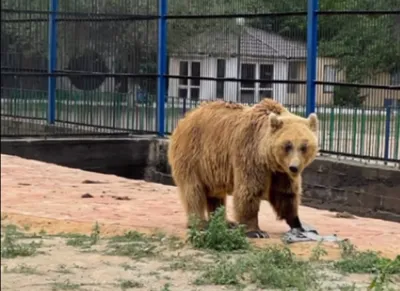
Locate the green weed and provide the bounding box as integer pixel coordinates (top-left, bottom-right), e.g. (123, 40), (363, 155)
(119, 279), (143, 290)
(187, 206), (249, 251)
(3, 264), (43, 275)
(335, 241), (400, 290)
(160, 283), (172, 291)
(195, 245), (320, 290)
(51, 279), (81, 290)
(1, 225), (42, 258)
(106, 238), (157, 259)
(310, 241), (328, 262)
(65, 222), (100, 248)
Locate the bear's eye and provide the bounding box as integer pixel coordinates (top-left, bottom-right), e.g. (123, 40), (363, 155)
(284, 142), (293, 153)
(300, 144), (308, 153)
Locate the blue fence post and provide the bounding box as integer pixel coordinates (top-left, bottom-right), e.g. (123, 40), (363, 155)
(47, 0), (58, 124)
(384, 106), (391, 162)
(157, 0), (168, 136)
(306, 0), (318, 116)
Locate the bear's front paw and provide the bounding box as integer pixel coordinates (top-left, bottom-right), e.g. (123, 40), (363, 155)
(246, 230), (270, 239)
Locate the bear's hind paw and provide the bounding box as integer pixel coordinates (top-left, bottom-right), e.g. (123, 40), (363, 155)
(246, 230), (270, 239)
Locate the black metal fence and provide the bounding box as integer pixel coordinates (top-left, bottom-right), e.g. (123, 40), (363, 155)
(1, 0), (399, 165)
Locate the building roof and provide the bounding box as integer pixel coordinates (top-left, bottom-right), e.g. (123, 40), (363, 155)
(170, 26), (307, 59)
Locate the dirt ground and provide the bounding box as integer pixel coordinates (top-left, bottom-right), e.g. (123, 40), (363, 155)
(1, 154), (400, 290)
(1, 222), (392, 291)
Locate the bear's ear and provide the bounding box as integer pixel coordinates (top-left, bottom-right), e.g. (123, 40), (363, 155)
(307, 113), (318, 133)
(269, 113), (283, 132)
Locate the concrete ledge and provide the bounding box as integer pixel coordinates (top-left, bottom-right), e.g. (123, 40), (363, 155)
(2, 136), (399, 222)
(1, 136), (153, 179)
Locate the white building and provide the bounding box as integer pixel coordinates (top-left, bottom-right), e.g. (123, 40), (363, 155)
(168, 26), (307, 104)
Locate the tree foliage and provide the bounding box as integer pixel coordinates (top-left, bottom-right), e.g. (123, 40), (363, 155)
(255, 0), (400, 83)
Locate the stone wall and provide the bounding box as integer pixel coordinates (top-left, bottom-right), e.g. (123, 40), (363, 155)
(145, 139), (400, 222)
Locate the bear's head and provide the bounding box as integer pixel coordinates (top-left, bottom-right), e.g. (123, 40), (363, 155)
(265, 112), (319, 178)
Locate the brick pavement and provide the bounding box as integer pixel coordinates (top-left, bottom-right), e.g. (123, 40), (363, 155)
(1, 154), (399, 259)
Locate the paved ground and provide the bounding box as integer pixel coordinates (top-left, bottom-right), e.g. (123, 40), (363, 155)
(1, 154), (400, 260)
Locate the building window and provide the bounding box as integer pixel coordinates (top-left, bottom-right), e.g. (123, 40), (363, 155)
(287, 62), (299, 94)
(239, 63), (274, 103)
(390, 70), (400, 86)
(240, 63), (256, 103)
(323, 65), (337, 93)
(259, 64), (273, 99)
(216, 59), (225, 99)
(178, 61), (201, 100)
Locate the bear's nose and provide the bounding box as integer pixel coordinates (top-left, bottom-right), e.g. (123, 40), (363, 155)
(289, 166), (298, 173)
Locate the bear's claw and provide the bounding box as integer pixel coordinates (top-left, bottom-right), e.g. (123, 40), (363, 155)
(246, 230), (270, 239)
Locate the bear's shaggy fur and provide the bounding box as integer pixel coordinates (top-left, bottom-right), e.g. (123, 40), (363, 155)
(168, 99), (319, 238)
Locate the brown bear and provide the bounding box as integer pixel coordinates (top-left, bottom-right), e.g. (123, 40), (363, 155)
(167, 98), (319, 238)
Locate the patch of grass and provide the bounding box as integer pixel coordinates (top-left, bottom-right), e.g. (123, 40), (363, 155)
(161, 254), (207, 271)
(3, 263), (43, 275)
(194, 257), (244, 286)
(368, 258), (400, 291)
(65, 222), (100, 248)
(160, 283), (172, 291)
(195, 245), (320, 291)
(55, 264), (74, 274)
(120, 262), (137, 271)
(339, 284), (357, 291)
(52, 279), (81, 290)
(109, 231), (148, 243)
(334, 241), (400, 291)
(105, 236), (157, 259)
(1, 224), (42, 258)
(246, 246), (320, 290)
(187, 206), (249, 252)
(335, 242), (400, 274)
(310, 241), (328, 262)
(119, 279), (143, 290)
(106, 230), (183, 259)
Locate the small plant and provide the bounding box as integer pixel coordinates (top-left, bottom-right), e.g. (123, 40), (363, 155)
(246, 246), (319, 291)
(55, 264), (73, 274)
(194, 257), (244, 286)
(51, 279), (80, 290)
(109, 231), (147, 243)
(3, 264), (43, 275)
(310, 241), (328, 262)
(338, 240), (357, 258)
(335, 249), (398, 274)
(187, 206), (249, 251)
(160, 283), (172, 291)
(368, 256), (400, 291)
(119, 279), (143, 290)
(65, 222), (100, 248)
(106, 232), (157, 259)
(1, 225), (41, 258)
(339, 284), (357, 291)
(90, 221), (100, 244)
(194, 245), (320, 290)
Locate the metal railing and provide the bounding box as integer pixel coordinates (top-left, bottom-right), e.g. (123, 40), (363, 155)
(1, 0), (399, 165)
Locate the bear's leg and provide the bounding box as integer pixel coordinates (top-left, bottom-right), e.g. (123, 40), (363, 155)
(269, 190), (303, 230)
(269, 172), (304, 231)
(178, 184), (208, 230)
(206, 196), (238, 229)
(232, 188), (269, 239)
